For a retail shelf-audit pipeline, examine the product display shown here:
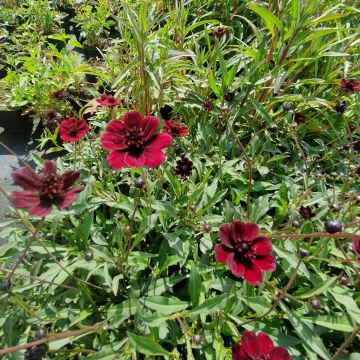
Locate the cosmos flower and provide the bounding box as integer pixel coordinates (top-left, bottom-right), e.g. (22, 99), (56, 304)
(96, 94), (121, 107)
(12, 160), (83, 217)
(294, 113), (305, 124)
(202, 101), (214, 111)
(299, 206), (315, 219)
(49, 88), (66, 100)
(101, 110), (172, 169)
(214, 221), (276, 286)
(352, 239), (360, 265)
(341, 79), (360, 93)
(58, 117), (90, 142)
(174, 157), (193, 179)
(213, 25), (229, 37)
(232, 331), (292, 360)
(162, 120), (189, 137)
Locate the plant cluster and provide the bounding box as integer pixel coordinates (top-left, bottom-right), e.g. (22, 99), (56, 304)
(0, 1), (359, 360)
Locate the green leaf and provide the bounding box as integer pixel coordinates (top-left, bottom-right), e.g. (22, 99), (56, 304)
(141, 296), (189, 315)
(280, 303), (331, 359)
(300, 314), (354, 332)
(190, 294), (230, 316)
(208, 71), (221, 99)
(248, 3), (283, 36)
(189, 262), (201, 306)
(127, 332), (170, 356)
(296, 276), (336, 299)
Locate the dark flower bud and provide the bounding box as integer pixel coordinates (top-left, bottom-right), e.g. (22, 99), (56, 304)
(299, 248), (309, 258)
(202, 101), (214, 111)
(339, 276), (349, 286)
(356, 167), (360, 178)
(190, 204), (197, 211)
(268, 125), (278, 132)
(24, 344), (47, 360)
(84, 251), (93, 261)
(330, 204), (341, 212)
(299, 206), (315, 219)
(203, 222), (212, 232)
(35, 328), (46, 340)
(212, 25), (229, 37)
(349, 124), (356, 132)
(0, 280), (11, 291)
(224, 92), (235, 101)
(335, 101), (347, 113)
(324, 219), (342, 234)
(294, 112), (305, 124)
(87, 132), (94, 139)
(282, 102), (291, 111)
(193, 333), (203, 345)
(310, 299), (321, 310)
(134, 177), (145, 188)
(159, 105), (173, 120)
(292, 220), (301, 228)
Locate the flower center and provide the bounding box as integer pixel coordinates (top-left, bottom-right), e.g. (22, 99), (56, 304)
(38, 173), (62, 200)
(234, 240), (254, 260)
(125, 128), (144, 147)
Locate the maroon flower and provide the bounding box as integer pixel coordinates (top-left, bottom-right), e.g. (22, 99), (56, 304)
(175, 157), (193, 179)
(49, 88), (66, 100)
(352, 239), (360, 265)
(213, 25), (229, 37)
(58, 117), (90, 142)
(214, 221), (276, 286)
(96, 94), (121, 107)
(294, 113), (305, 124)
(335, 101), (347, 113)
(43, 110), (61, 127)
(356, 166), (360, 177)
(232, 331), (292, 360)
(341, 79), (360, 93)
(202, 101), (214, 111)
(299, 206), (315, 219)
(12, 160), (83, 217)
(101, 110), (172, 169)
(162, 120), (189, 137)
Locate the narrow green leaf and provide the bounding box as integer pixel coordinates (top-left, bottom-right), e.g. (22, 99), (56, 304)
(248, 3), (283, 36)
(296, 276), (336, 299)
(190, 294), (230, 316)
(141, 296), (189, 315)
(127, 332), (170, 356)
(189, 262), (201, 306)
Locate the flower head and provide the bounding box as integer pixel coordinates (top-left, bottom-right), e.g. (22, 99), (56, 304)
(162, 120), (189, 137)
(213, 25), (229, 37)
(175, 157), (193, 179)
(101, 110), (172, 169)
(356, 166), (360, 177)
(58, 117), (90, 142)
(352, 239), (360, 265)
(299, 206), (315, 219)
(202, 101), (214, 111)
(49, 88), (66, 100)
(294, 113), (305, 124)
(232, 331), (292, 360)
(96, 94), (121, 107)
(43, 110), (62, 127)
(335, 101), (347, 113)
(341, 79), (360, 93)
(215, 221), (276, 286)
(12, 160), (83, 217)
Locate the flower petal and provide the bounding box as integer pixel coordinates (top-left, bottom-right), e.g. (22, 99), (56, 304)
(232, 344), (249, 360)
(143, 148), (166, 168)
(142, 115), (159, 140)
(252, 237), (272, 255)
(146, 133), (172, 149)
(57, 186), (84, 208)
(269, 346), (292, 360)
(61, 171), (80, 188)
(219, 223), (234, 248)
(258, 332), (274, 355)
(214, 244), (231, 264)
(29, 203), (52, 217)
(44, 160), (57, 174)
(227, 253), (246, 278)
(244, 222), (260, 241)
(253, 255), (276, 271)
(123, 111), (142, 129)
(244, 263), (264, 286)
(242, 331), (260, 358)
(107, 151), (126, 169)
(12, 168), (40, 191)
(101, 120), (127, 150)
(124, 152), (145, 167)
(12, 191), (39, 209)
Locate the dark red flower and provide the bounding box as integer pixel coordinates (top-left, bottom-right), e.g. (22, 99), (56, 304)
(96, 94), (121, 107)
(101, 110), (172, 169)
(299, 206), (315, 219)
(58, 117), (90, 142)
(213, 25), (229, 37)
(294, 113), (305, 124)
(202, 101), (214, 111)
(356, 166), (360, 177)
(49, 88), (66, 100)
(341, 79), (360, 93)
(12, 160), (83, 217)
(43, 110), (61, 127)
(214, 221), (276, 286)
(175, 157), (193, 179)
(232, 331), (292, 360)
(352, 239), (360, 265)
(162, 120), (189, 137)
